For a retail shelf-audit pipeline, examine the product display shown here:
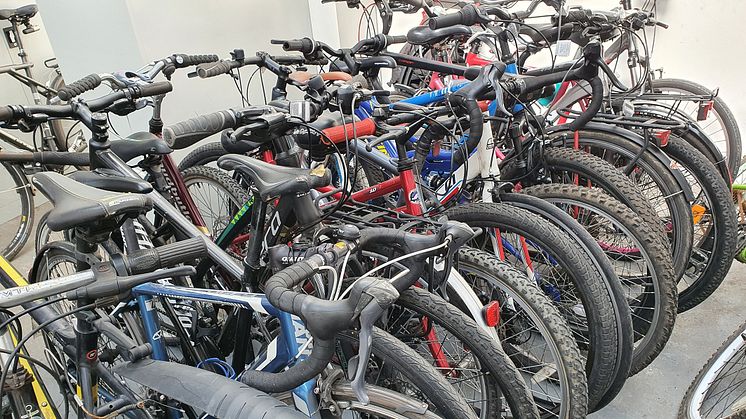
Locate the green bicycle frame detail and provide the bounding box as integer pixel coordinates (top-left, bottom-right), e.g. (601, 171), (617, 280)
(215, 195), (255, 246)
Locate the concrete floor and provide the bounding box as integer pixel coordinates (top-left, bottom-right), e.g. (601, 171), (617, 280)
(2, 211), (745, 418)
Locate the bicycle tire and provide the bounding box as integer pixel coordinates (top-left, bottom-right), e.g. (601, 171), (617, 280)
(337, 327), (481, 419)
(452, 248), (587, 419)
(392, 286), (542, 419)
(679, 319), (746, 419)
(662, 136), (738, 312)
(523, 183), (677, 375)
(549, 130), (694, 280)
(181, 165), (249, 236)
(177, 141), (225, 171)
(650, 78), (742, 177)
(445, 202), (630, 411)
(0, 162), (33, 260)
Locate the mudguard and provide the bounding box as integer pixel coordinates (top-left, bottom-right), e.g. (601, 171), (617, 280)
(114, 359), (306, 419)
(634, 103), (731, 183)
(547, 121), (695, 201)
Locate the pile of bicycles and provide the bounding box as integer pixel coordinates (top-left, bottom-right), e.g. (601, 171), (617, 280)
(0, 0), (740, 417)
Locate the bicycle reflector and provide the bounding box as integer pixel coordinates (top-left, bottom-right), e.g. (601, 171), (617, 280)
(482, 300), (501, 327)
(653, 129), (671, 147)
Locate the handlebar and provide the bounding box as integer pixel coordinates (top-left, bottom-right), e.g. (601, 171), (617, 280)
(240, 240), (399, 403)
(162, 109), (238, 149)
(0, 81), (173, 128)
(428, 5), (489, 29)
(121, 237), (207, 276)
(0, 236), (207, 308)
(57, 74), (102, 101)
(447, 62), (507, 167)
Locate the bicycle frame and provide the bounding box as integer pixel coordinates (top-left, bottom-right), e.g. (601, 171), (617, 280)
(130, 283), (320, 417)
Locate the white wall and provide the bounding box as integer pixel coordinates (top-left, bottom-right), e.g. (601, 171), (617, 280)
(34, 0), (336, 158)
(8, 0), (745, 154)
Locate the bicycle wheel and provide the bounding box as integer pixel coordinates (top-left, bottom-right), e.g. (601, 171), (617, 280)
(680, 320), (746, 419)
(663, 136), (738, 312)
(649, 78), (742, 176)
(0, 162), (33, 260)
(523, 184), (677, 374)
(386, 287), (542, 418)
(453, 248), (587, 419)
(541, 143), (690, 280)
(34, 210), (69, 253)
(445, 202), (631, 411)
(549, 129), (694, 280)
(336, 327), (482, 419)
(177, 141), (225, 171)
(181, 165), (249, 236)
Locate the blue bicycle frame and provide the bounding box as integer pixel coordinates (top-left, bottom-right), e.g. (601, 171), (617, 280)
(130, 283), (320, 418)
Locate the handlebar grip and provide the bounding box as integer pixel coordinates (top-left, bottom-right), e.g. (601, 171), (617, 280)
(280, 38), (316, 54)
(428, 4), (480, 29)
(57, 74), (102, 101)
(385, 35), (407, 45)
(240, 338), (335, 393)
(33, 151), (89, 166)
(567, 76), (603, 131)
(196, 60), (236, 78)
(125, 237), (207, 275)
(562, 8), (592, 24)
(321, 118), (376, 145)
(162, 110), (237, 149)
(173, 54), (219, 68)
(0, 106), (12, 122)
(130, 81), (173, 99)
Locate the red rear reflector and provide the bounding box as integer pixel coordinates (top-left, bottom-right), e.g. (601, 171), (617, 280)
(697, 101), (714, 121)
(483, 301), (501, 327)
(654, 129), (671, 147)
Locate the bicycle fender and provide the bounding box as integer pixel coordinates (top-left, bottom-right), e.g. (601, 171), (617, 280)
(114, 359), (306, 419)
(548, 122), (696, 201)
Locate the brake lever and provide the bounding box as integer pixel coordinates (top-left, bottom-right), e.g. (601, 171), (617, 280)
(595, 57), (629, 91)
(484, 64), (510, 116)
(347, 281), (400, 405)
(365, 129), (404, 152)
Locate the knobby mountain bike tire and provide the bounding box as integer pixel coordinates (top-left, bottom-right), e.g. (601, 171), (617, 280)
(390, 286), (542, 419)
(523, 184), (677, 375)
(549, 129), (694, 280)
(662, 136), (738, 312)
(336, 327), (482, 419)
(181, 165), (249, 237)
(445, 202), (631, 411)
(498, 191), (634, 410)
(452, 248), (587, 419)
(177, 141), (225, 171)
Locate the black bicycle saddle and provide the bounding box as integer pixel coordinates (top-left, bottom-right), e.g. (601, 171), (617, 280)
(32, 172), (152, 231)
(217, 154), (331, 201)
(0, 5), (37, 21)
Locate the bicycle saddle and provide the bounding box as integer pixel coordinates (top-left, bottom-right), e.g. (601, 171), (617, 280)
(0, 4), (37, 20)
(69, 169), (153, 194)
(217, 154), (331, 201)
(406, 24), (472, 46)
(110, 132), (172, 163)
(32, 172), (152, 231)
